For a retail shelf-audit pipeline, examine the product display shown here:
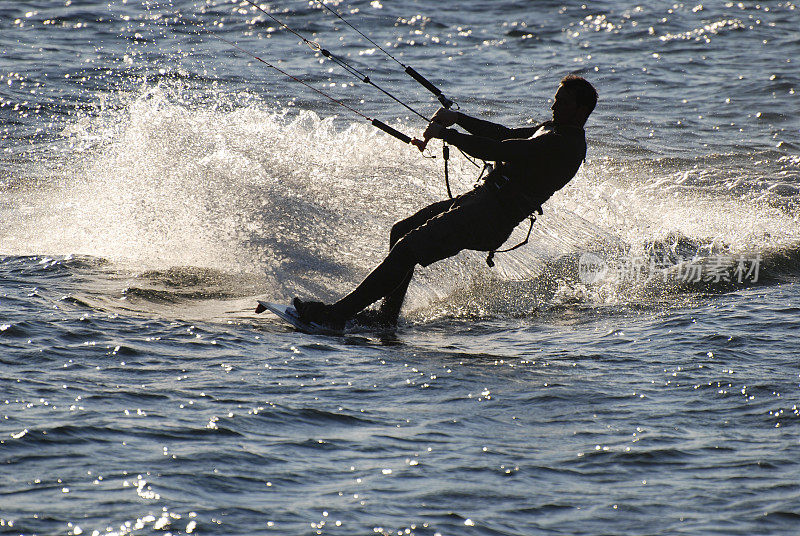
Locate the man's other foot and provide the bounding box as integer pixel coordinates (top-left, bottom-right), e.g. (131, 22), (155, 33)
(292, 298), (346, 331)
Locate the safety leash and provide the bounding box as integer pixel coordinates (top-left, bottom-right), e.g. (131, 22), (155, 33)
(485, 209), (541, 268)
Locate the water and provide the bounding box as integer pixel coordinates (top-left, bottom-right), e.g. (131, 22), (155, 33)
(2, 1), (799, 534)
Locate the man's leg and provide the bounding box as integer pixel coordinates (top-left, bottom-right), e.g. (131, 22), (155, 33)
(376, 223), (417, 323)
(328, 236), (419, 319)
(295, 200), (462, 327)
(321, 198), (446, 324)
(336, 198), (456, 321)
(294, 193), (498, 328)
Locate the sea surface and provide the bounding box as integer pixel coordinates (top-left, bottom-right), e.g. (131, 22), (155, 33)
(2, 1), (799, 535)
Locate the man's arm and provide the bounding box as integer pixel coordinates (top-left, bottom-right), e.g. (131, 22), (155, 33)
(454, 113), (540, 140)
(453, 112), (512, 139)
(435, 127), (548, 162)
(430, 108), (541, 141)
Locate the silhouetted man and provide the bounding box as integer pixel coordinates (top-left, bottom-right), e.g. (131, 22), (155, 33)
(294, 75), (598, 329)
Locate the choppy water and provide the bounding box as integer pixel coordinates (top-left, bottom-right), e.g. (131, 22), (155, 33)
(2, 1), (799, 535)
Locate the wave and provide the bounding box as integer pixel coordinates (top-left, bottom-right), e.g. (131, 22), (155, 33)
(413, 242), (800, 323)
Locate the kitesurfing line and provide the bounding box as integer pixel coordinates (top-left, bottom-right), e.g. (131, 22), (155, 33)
(200, 25), (420, 147)
(306, 0), (479, 197)
(312, 0), (454, 110)
(195, 0), (485, 196)
(236, 1), (482, 170)
(239, 0), (432, 124)
(308, 0), (474, 194)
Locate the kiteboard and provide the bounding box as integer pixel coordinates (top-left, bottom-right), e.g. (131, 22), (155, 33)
(255, 300), (343, 336)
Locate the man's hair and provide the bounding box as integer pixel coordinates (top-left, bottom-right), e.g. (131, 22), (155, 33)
(560, 75), (598, 114)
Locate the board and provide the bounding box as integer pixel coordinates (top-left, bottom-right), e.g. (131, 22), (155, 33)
(255, 300), (343, 336)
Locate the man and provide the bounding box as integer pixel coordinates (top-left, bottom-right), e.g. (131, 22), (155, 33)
(293, 75), (597, 329)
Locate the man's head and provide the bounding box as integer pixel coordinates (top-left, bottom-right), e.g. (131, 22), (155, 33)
(551, 75), (597, 127)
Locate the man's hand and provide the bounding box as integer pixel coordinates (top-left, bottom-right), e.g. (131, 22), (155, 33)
(423, 108), (459, 141)
(431, 108), (459, 127)
(423, 121), (445, 141)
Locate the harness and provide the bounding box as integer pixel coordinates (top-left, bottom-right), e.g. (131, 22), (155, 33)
(481, 171), (544, 267)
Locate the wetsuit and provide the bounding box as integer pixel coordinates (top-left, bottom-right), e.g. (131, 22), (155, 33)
(308, 113), (587, 326)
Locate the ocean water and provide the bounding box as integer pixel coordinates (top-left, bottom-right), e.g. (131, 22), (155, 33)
(2, 0), (799, 535)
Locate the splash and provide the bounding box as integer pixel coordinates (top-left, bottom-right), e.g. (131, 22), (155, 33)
(1, 84), (465, 306)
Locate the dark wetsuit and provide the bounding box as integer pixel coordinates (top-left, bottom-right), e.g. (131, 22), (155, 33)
(329, 114), (587, 323)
